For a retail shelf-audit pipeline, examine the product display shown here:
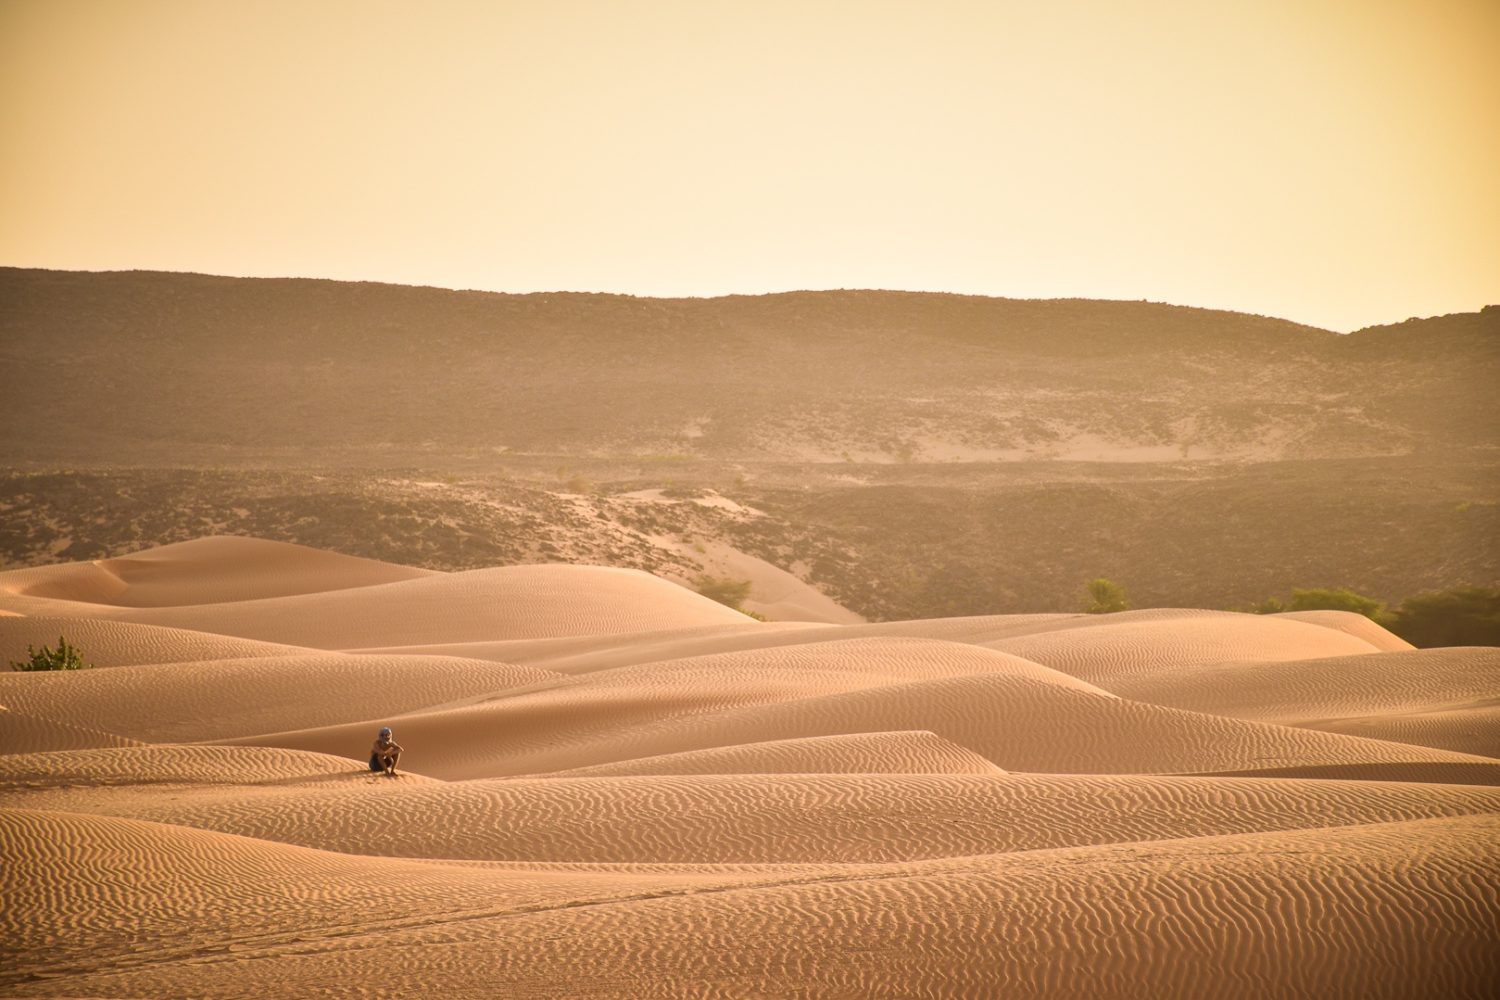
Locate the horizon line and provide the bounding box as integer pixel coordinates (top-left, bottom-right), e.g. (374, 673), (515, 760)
(5, 262), (1496, 334)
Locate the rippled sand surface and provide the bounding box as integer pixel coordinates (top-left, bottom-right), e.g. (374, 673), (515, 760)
(3, 538), (1496, 997)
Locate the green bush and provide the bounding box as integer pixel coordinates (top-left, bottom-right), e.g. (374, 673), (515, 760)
(11, 634), (91, 671)
(1388, 586), (1500, 648)
(1286, 587), (1385, 618)
(1250, 587), (1388, 623)
(694, 575), (755, 614)
(1084, 577), (1129, 614)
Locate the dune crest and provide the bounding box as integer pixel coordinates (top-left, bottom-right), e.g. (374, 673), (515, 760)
(2, 536), (1495, 997)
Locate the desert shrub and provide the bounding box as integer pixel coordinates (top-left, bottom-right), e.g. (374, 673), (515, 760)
(1286, 587), (1386, 619)
(1388, 586), (1500, 648)
(695, 575), (753, 611)
(11, 634), (91, 671)
(1084, 577), (1129, 614)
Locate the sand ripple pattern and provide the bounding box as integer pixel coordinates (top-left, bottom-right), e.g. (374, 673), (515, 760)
(0, 653), (555, 748)
(1110, 646), (1500, 758)
(537, 730), (1007, 777)
(6, 811), (1496, 998)
(2, 537), (1496, 998)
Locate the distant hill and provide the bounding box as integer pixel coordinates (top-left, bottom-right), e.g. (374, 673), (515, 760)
(3, 268), (1494, 466)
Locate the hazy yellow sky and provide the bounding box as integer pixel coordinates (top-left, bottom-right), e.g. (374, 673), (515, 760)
(2, 0), (1496, 330)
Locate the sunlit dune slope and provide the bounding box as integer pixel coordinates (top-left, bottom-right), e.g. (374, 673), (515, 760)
(0, 535), (435, 607)
(534, 731), (1006, 777)
(235, 667), (1495, 780)
(371, 609), (1383, 680)
(0, 653), (555, 749)
(0, 560), (756, 646)
(1275, 609), (1417, 651)
(0, 706), (142, 755)
(4, 537), (1497, 999)
(1112, 646), (1500, 758)
(0, 615), (314, 667)
(0, 744), (413, 789)
(980, 609), (1389, 684)
(16, 766), (1499, 865)
(5, 809), (1495, 999)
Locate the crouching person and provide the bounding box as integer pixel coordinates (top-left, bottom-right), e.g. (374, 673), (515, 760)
(369, 726), (403, 776)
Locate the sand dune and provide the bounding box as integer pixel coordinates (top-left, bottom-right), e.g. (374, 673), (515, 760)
(1112, 646), (1500, 758)
(1, 560), (756, 647)
(982, 609), (1388, 684)
(362, 608), (1387, 680)
(0, 615), (314, 667)
(1276, 609), (1417, 651)
(0, 653), (555, 748)
(0, 706), (142, 755)
(4, 536), (1496, 997)
(12, 764), (1497, 865)
(536, 730), (1007, 777)
(1, 535), (435, 607)
(6, 809), (1495, 998)
(234, 666), (1493, 781)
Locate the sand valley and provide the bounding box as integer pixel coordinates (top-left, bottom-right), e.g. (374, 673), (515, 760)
(3, 536), (1496, 997)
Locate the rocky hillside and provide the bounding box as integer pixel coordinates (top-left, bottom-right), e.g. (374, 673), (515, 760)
(4, 461), (1494, 621)
(3, 268), (1494, 466)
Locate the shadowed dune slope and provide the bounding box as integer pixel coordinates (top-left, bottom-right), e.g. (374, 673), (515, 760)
(351, 620), (834, 674)
(1112, 646), (1500, 759)
(366, 610), (1390, 680)
(528, 731), (1006, 777)
(0, 707), (142, 755)
(0, 745), (401, 789)
(6, 810), (1496, 999)
(0, 536), (435, 607)
(0, 563), (757, 647)
(385, 613), (1093, 675)
(18, 769), (1499, 864)
(0, 654), (556, 750)
(0, 807), (749, 994)
(237, 669), (1496, 781)
(4, 539), (1496, 998)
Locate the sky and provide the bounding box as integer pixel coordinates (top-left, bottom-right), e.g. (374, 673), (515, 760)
(2, 0), (1496, 331)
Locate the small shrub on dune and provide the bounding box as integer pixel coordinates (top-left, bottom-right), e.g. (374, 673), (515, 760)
(1251, 587), (1392, 626)
(694, 575), (762, 619)
(10, 634), (92, 671)
(1286, 587), (1386, 619)
(1084, 577), (1129, 614)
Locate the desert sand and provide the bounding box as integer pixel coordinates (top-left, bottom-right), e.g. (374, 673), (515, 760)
(2, 536), (1497, 998)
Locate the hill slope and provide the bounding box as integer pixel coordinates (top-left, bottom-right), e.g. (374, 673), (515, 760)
(3, 268), (1494, 465)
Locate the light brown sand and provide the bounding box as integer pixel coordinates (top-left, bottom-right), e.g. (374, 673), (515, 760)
(2, 539), (1496, 998)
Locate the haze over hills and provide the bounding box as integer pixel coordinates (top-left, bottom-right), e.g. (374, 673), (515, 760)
(3, 274), (1497, 995)
(3, 267), (1495, 466)
(1, 268), (1495, 620)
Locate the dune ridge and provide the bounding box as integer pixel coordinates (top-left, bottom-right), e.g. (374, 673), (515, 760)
(5, 808), (1495, 998)
(2, 537), (1496, 997)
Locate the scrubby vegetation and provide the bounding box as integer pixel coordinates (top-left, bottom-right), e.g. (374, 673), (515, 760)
(693, 575), (755, 612)
(1253, 587), (1388, 620)
(1246, 584), (1500, 649)
(1387, 586), (1500, 648)
(1, 460), (1494, 628)
(11, 634), (90, 671)
(1084, 578), (1129, 614)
